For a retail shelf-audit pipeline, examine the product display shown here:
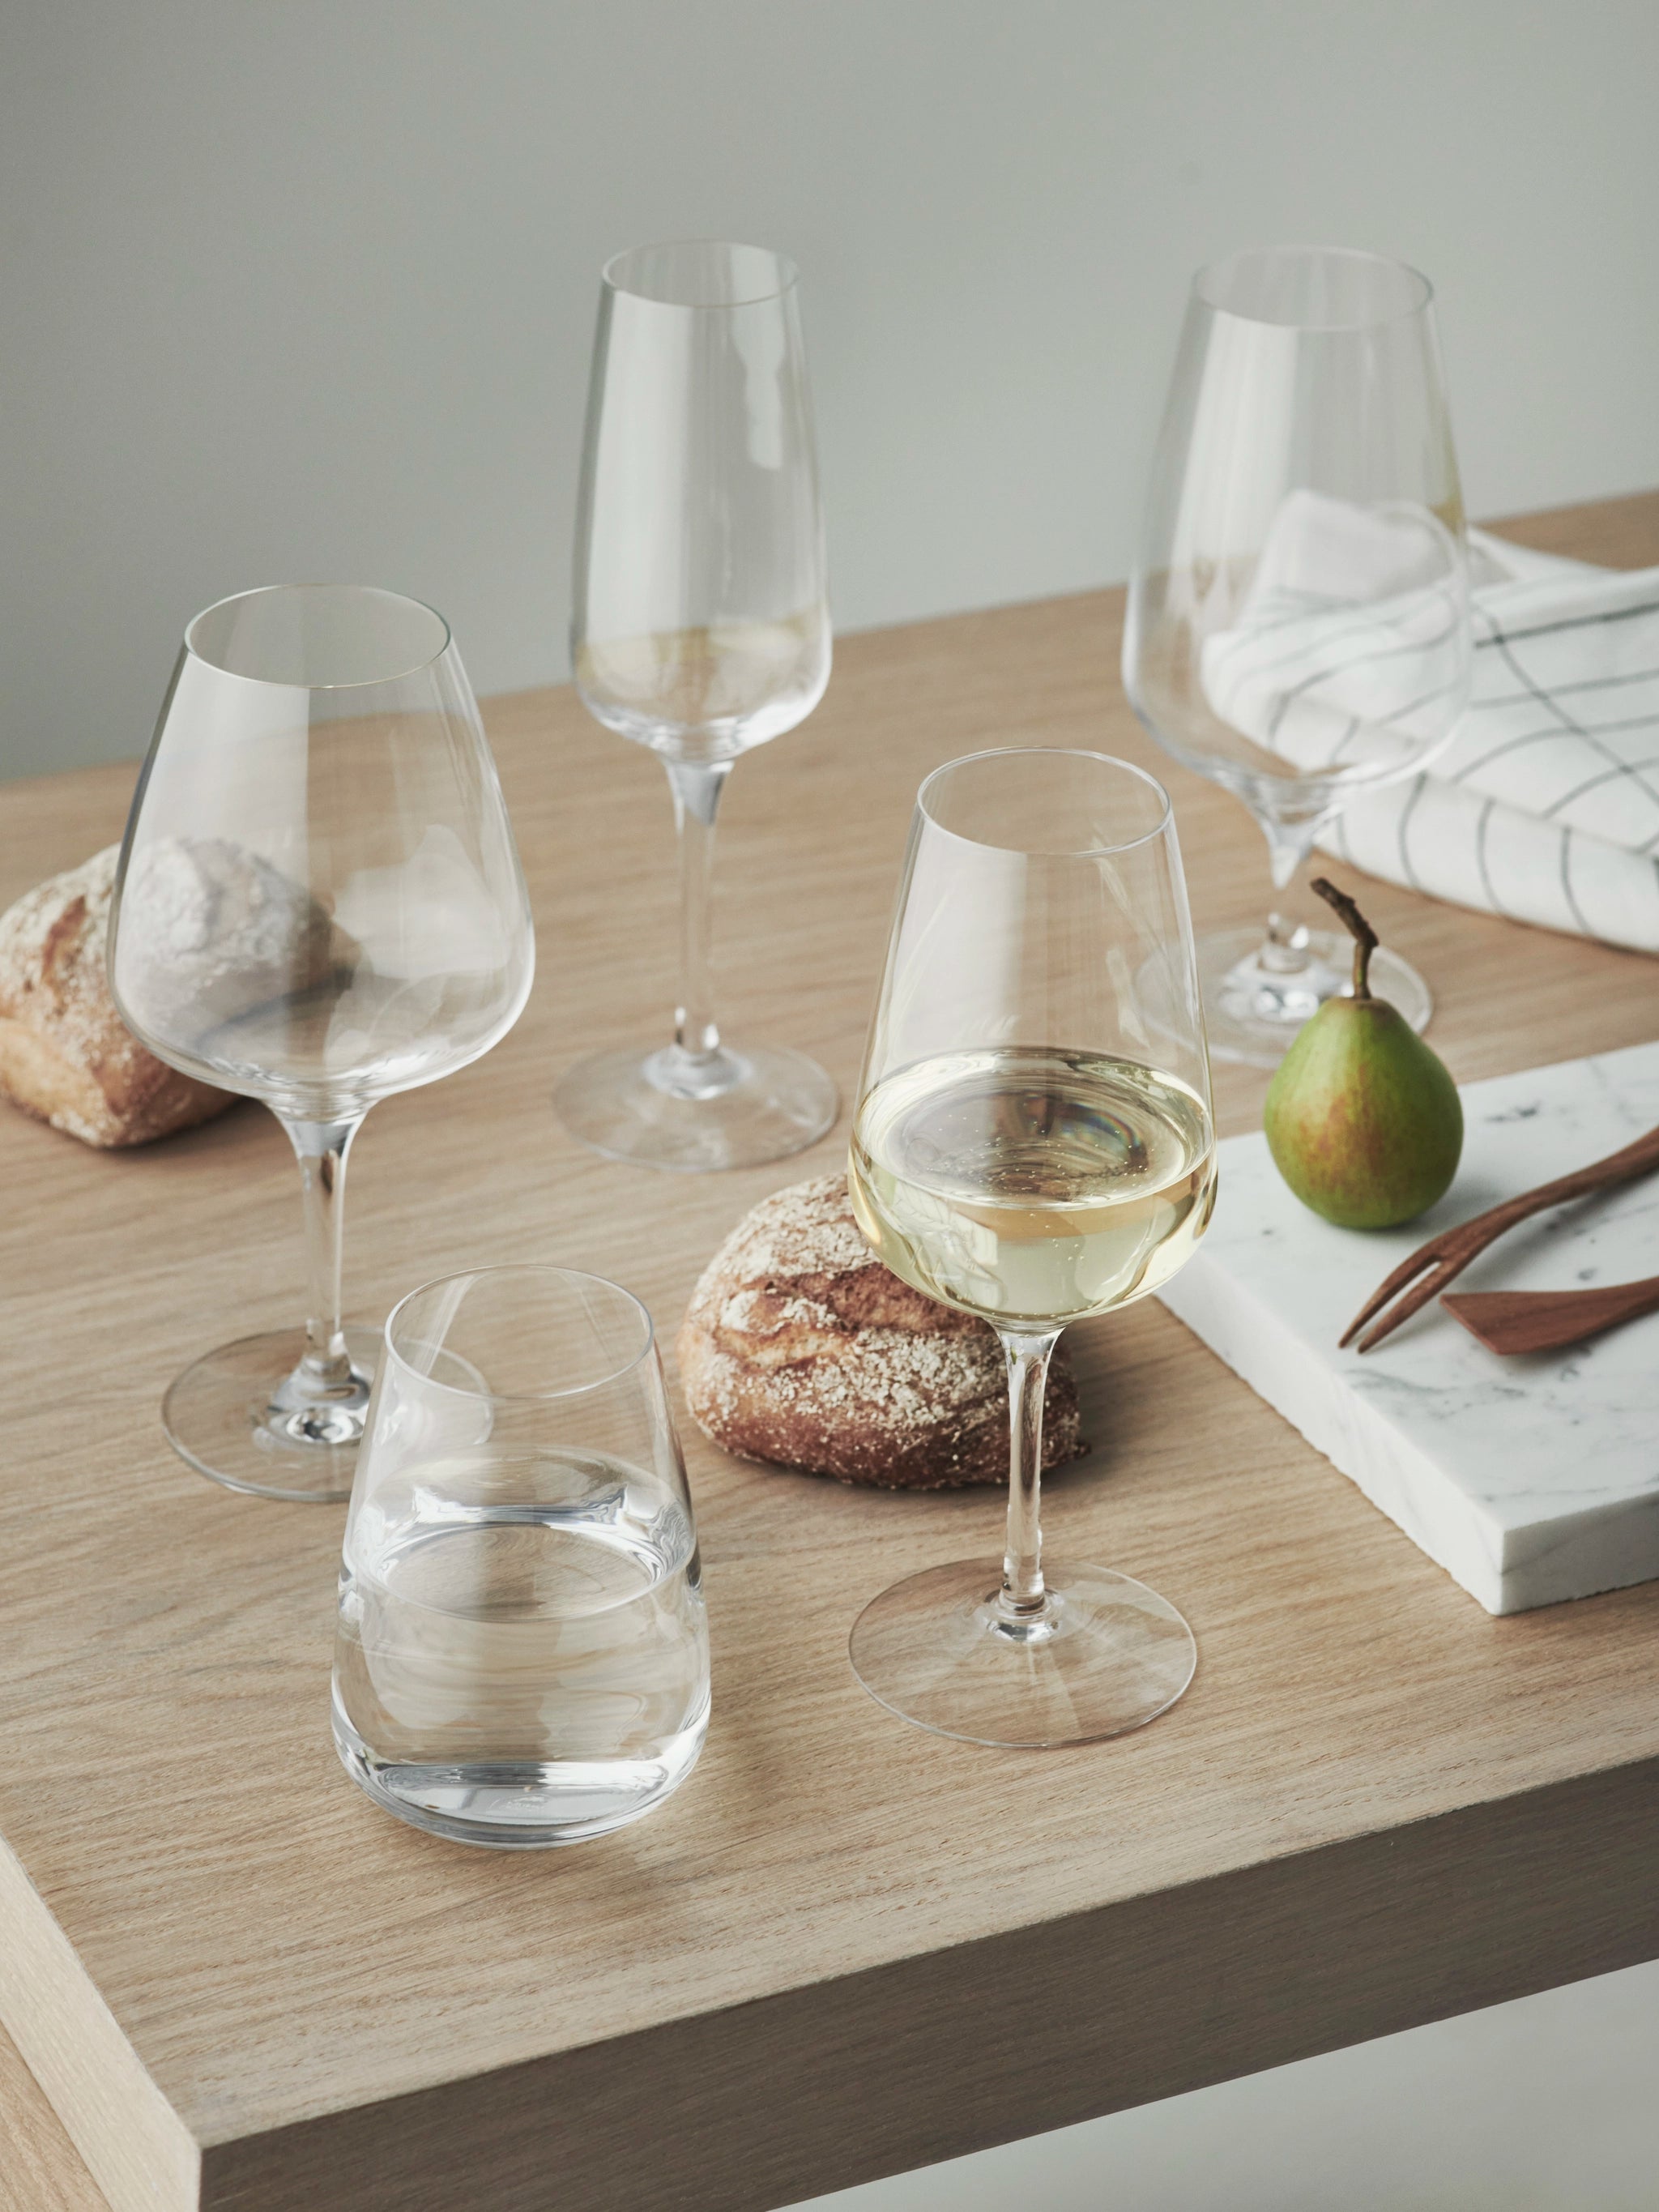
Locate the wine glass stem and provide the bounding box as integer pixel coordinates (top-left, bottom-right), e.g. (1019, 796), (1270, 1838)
(665, 758), (733, 1062)
(1259, 907), (1311, 976)
(1257, 809), (1334, 975)
(998, 1328), (1062, 1618)
(283, 1114), (365, 1386)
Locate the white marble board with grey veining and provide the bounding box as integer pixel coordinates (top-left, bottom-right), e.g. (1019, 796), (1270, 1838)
(1158, 1040), (1659, 1614)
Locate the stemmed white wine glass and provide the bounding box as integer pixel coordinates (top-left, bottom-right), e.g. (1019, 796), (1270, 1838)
(555, 239), (837, 1173)
(109, 584), (535, 1502)
(1124, 246), (1470, 1067)
(847, 749), (1216, 1748)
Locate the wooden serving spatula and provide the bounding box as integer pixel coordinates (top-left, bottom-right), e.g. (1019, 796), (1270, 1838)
(1441, 1275), (1659, 1356)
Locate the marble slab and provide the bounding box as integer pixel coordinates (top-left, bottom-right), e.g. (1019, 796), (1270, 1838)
(1159, 1040), (1659, 1614)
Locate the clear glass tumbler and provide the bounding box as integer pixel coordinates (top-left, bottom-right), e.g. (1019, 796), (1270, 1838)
(332, 1265), (710, 1848)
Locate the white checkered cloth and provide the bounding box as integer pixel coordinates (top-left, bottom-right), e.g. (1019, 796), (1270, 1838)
(1319, 530), (1659, 954)
(1200, 495), (1473, 784)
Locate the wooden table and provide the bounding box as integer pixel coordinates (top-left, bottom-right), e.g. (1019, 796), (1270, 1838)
(2, 493), (1658, 2212)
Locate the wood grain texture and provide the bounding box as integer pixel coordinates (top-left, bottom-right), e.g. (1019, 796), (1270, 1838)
(0, 1832), (194, 2212)
(0, 490), (1657, 2212)
(0, 2023), (106, 2212)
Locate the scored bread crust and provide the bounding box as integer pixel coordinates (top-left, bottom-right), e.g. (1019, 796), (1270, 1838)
(676, 1173), (1085, 1489)
(0, 846), (235, 1148)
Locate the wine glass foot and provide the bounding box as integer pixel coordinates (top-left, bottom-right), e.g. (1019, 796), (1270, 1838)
(848, 1557), (1196, 1748)
(161, 1326), (382, 1502)
(553, 1043), (838, 1172)
(1196, 924), (1432, 1069)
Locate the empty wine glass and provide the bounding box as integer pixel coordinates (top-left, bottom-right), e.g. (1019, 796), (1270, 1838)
(333, 1265), (710, 1849)
(554, 239), (837, 1172)
(109, 585), (535, 1501)
(847, 749), (1216, 1748)
(1124, 246), (1471, 1067)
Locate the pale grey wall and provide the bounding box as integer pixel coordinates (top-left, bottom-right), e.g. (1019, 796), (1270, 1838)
(3, 0), (1658, 780)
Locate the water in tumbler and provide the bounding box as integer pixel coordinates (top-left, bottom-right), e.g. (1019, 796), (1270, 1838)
(333, 1446), (709, 1846)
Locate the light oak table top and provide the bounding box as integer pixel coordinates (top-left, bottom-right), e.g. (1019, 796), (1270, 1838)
(2, 493), (1658, 2212)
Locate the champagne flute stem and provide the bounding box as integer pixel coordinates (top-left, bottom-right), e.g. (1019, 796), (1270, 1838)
(665, 758), (732, 1063)
(283, 1114), (365, 1387)
(998, 1328), (1062, 1618)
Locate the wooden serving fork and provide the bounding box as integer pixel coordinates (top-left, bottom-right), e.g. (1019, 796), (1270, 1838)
(1340, 1121), (1659, 1354)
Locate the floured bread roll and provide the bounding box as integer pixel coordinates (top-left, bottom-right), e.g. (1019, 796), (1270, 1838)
(677, 1173), (1085, 1489)
(113, 834), (344, 1048)
(0, 847), (234, 1147)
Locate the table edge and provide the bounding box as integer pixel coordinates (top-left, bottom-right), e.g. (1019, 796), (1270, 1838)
(176, 1753), (1659, 2212)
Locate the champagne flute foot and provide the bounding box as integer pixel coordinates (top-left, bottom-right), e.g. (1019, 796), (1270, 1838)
(161, 1324), (382, 1502)
(1191, 924), (1432, 1069)
(553, 1043), (837, 1172)
(848, 1557), (1196, 1748)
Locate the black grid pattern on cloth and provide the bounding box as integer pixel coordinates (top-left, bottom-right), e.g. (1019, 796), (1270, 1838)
(1311, 556), (1659, 954)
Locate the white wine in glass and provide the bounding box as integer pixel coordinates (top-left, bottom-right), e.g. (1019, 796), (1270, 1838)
(851, 1048), (1213, 1326)
(847, 749), (1217, 1748)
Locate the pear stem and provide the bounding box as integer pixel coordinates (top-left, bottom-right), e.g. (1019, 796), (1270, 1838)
(1311, 877), (1379, 1000)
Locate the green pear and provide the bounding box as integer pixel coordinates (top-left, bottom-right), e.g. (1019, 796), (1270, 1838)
(1263, 880), (1462, 1230)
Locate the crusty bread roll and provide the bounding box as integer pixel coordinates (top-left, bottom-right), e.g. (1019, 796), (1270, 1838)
(113, 834), (347, 1048)
(0, 846), (235, 1148)
(677, 1173), (1085, 1489)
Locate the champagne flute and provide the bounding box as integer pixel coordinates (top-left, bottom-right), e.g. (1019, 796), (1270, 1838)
(847, 749), (1215, 1747)
(554, 239), (837, 1173)
(1124, 246), (1470, 1068)
(109, 584), (535, 1502)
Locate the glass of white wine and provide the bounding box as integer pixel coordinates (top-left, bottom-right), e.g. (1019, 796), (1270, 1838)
(847, 749), (1216, 1747)
(554, 239), (837, 1172)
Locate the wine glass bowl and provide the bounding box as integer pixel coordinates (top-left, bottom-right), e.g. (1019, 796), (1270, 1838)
(109, 583), (535, 1500)
(1124, 246), (1471, 1066)
(554, 239), (837, 1172)
(846, 748), (1215, 1747)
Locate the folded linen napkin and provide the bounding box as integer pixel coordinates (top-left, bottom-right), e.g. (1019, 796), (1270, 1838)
(1200, 495), (1471, 785)
(1196, 497), (1659, 954)
(1319, 531), (1659, 954)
